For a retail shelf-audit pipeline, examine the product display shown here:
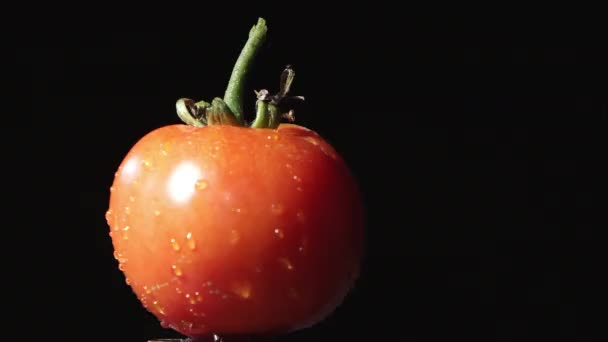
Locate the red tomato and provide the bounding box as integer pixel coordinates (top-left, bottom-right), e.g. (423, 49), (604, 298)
(107, 123), (364, 338)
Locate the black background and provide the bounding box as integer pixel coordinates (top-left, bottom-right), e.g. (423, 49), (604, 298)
(15, 9), (605, 342)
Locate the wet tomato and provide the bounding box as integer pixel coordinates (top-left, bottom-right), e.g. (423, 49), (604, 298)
(106, 18), (364, 340)
(107, 124), (364, 337)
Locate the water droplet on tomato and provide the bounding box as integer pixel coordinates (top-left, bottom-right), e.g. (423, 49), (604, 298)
(181, 320), (194, 330)
(304, 136), (320, 146)
(154, 210), (161, 216)
(113, 251), (122, 260)
(142, 159), (152, 169)
(144, 285), (151, 294)
(231, 281), (252, 299)
(271, 203), (284, 215)
(125, 277), (131, 285)
(296, 186), (303, 192)
(129, 195), (135, 202)
(160, 146), (168, 157)
(185, 293), (196, 304)
(105, 209), (113, 223)
(195, 179), (208, 190)
(172, 265), (183, 277)
(118, 263), (125, 271)
(153, 300), (165, 315)
(206, 281), (214, 287)
(109, 186), (115, 193)
(122, 226), (130, 240)
(170, 238), (180, 251)
(175, 287), (182, 294)
(285, 163), (293, 169)
(274, 228), (284, 239)
(186, 232), (196, 250)
(160, 320), (169, 328)
(195, 291), (203, 302)
(293, 175), (302, 182)
(229, 229), (240, 245)
(124, 206), (131, 215)
(108, 231), (113, 237)
(278, 257), (294, 270)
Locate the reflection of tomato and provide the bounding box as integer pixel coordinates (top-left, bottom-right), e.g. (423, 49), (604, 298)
(107, 123), (364, 338)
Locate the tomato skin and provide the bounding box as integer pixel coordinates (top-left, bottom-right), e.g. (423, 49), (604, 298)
(107, 123), (364, 338)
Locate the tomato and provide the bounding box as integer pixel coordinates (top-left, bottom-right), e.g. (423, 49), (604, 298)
(107, 123), (364, 337)
(106, 17), (364, 340)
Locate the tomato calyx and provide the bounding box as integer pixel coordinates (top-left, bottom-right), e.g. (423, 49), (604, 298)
(175, 18), (304, 130)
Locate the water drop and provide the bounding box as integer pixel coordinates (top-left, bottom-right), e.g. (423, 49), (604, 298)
(186, 232), (196, 250)
(113, 251), (121, 260)
(122, 226), (130, 240)
(285, 163), (293, 169)
(195, 179), (208, 190)
(154, 210), (161, 216)
(274, 228), (284, 239)
(160, 147), (168, 156)
(231, 281), (252, 299)
(142, 159), (152, 169)
(153, 300), (165, 315)
(129, 195), (135, 202)
(160, 320), (169, 328)
(206, 281), (214, 287)
(108, 231), (113, 237)
(170, 238), (181, 251)
(278, 257), (294, 270)
(181, 320), (194, 330)
(105, 209), (113, 223)
(271, 203), (284, 215)
(304, 136), (320, 146)
(124, 206), (131, 215)
(229, 229), (240, 245)
(175, 287), (182, 294)
(118, 263), (125, 271)
(296, 186), (303, 192)
(144, 285), (151, 294)
(293, 175), (302, 182)
(186, 293), (196, 304)
(195, 291), (203, 302)
(172, 265), (183, 277)
(125, 277), (131, 285)
(110, 186), (115, 193)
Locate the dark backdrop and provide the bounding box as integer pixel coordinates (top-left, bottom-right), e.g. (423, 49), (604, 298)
(16, 10), (605, 342)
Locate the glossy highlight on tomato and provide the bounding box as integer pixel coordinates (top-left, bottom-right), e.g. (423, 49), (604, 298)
(107, 123), (364, 337)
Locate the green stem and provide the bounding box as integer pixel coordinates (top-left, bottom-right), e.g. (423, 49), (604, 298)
(223, 18), (268, 124)
(250, 100), (269, 128)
